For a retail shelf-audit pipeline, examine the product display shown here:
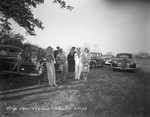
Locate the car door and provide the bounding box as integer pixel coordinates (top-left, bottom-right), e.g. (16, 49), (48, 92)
(0, 48), (9, 70)
(98, 53), (104, 66)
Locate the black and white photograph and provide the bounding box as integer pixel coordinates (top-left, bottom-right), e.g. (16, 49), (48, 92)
(0, 0), (150, 117)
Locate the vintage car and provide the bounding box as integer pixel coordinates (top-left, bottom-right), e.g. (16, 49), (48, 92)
(90, 52), (104, 69)
(0, 45), (22, 71)
(0, 45), (39, 73)
(111, 53), (136, 71)
(103, 54), (115, 65)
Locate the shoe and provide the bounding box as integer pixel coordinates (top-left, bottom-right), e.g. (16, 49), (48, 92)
(47, 84), (53, 87)
(77, 77), (80, 80)
(84, 78), (87, 80)
(53, 84), (57, 87)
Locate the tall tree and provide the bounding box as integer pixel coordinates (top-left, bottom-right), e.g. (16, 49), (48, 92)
(0, 0), (44, 36)
(0, 0), (73, 36)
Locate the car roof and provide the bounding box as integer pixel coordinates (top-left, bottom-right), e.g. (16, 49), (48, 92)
(90, 52), (102, 54)
(0, 45), (22, 51)
(116, 53), (132, 56)
(103, 54), (114, 56)
(103, 55), (115, 58)
(116, 53), (133, 58)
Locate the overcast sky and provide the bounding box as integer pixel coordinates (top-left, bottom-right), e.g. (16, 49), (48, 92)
(12, 0), (150, 54)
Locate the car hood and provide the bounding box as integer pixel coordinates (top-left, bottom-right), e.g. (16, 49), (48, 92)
(103, 57), (113, 60)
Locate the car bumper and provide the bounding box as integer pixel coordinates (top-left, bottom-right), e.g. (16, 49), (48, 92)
(105, 60), (111, 65)
(105, 61), (111, 65)
(112, 67), (135, 70)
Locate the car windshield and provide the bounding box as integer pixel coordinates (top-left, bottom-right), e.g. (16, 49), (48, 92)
(116, 54), (132, 59)
(9, 48), (21, 57)
(103, 55), (114, 58)
(90, 53), (102, 58)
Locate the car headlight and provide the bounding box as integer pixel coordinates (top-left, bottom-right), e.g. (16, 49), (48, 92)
(130, 62), (135, 65)
(112, 61), (117, 66)
(109, 59), (112, 62)
(130, 62), (136, 67)
(114, 61), (117, 64)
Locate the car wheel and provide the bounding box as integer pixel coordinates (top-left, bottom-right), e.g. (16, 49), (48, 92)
(91, 63), (96, 69)
(113, 68), (116, 71)
(101, 61), (105, 67)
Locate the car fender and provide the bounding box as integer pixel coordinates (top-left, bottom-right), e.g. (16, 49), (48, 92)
(90, 60), (97, 64)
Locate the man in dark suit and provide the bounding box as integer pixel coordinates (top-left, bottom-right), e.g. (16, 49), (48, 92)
(54, 46), (60, 70)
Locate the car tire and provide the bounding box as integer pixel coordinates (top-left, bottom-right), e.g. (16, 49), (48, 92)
(91, 63), (96, 69)
(101, 61), (105, 67)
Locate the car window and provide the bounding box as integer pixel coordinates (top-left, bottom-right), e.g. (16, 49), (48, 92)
(90, 53), (103, 58)
(90, 54), (96, 58)
(120, 55), (129, 58)
(117, 54), (132, 59)
(99, 54), (103, 57)
(107, 55), (113, 58)
(9, 49), (20, 57)
(0, 49), (7, 56)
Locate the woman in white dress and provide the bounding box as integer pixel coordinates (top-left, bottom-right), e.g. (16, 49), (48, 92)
(74, 47), (82, 80)
(46, 46), (57, 87)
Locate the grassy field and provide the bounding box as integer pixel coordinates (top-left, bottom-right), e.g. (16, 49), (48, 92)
(0, 59), (149, 117)
(134, 58), (150, 72)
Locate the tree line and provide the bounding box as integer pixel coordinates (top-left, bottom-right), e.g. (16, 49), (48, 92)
(0, 23), (41, 54)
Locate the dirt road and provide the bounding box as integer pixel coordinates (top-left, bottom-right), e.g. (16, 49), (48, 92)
(0, 59), (150, 117)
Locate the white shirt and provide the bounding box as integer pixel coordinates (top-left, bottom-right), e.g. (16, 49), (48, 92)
(74, 52), (82, 65)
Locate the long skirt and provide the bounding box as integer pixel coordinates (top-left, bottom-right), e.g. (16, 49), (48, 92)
(68, 62), (75, 73)
(59, 62), (68, 74)
(82, 62), (90, 73)
(46, 62), (56, 86)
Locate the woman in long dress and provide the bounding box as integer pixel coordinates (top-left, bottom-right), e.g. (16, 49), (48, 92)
(74, 47), (82, 80)
(56, 48), (68, 82)
(46, 46), (57, 87)
(81, 48), (91, 80)
(67, 49), (75, 78)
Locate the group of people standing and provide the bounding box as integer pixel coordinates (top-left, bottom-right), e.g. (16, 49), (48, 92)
(13, 45), (91, 87)
(45, 46), (91, 87)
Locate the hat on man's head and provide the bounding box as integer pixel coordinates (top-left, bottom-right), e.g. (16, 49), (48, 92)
(56, 46), (60, 49)
(72, 47), (76, 50)
(76, 47), (80, 50)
